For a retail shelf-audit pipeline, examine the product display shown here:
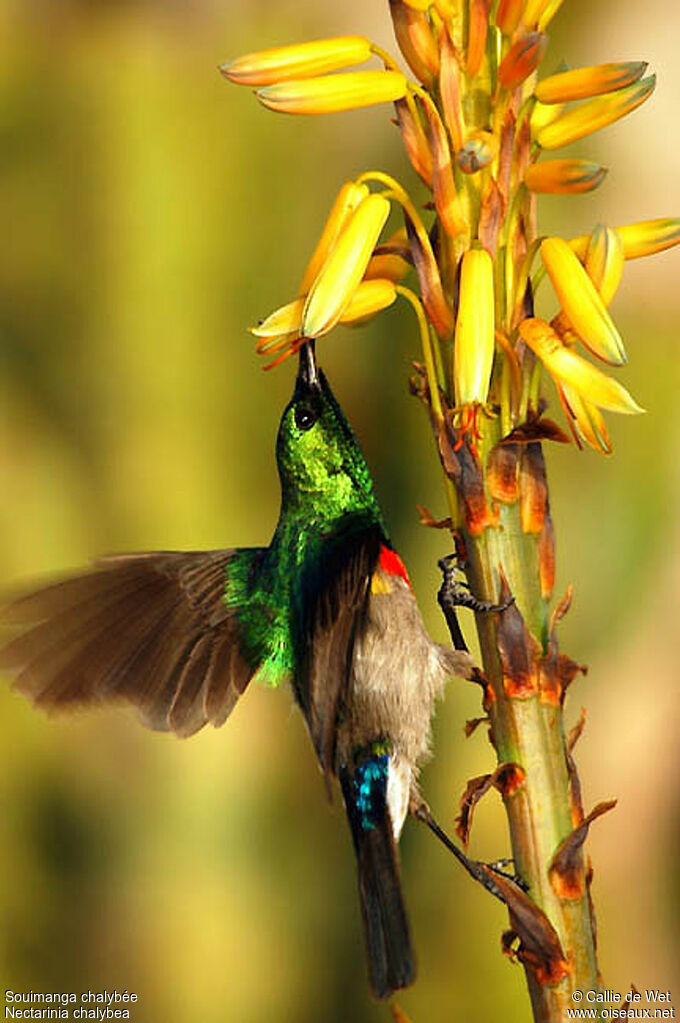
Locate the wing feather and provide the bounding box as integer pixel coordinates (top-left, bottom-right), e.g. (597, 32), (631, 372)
(0, 549), (264, 737)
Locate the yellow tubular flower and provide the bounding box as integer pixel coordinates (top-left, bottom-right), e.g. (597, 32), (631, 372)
(524, 159), (607, 194)
(615, 218), (680, 259)
(540, 237), (626, 365)
(299, 182), (369, 294)
(496, 0), (526, 36)
(585, 225), (624, 306)
(535, 61), (647, 105)
(454, 249), (495, 406)
(535, 76), (656, 149)
(250, 297), (304, 339)
(256, 70), (408, 115)
(560, 383), (613, 455)
(364, 253), (411, 283)
(220, 36), (373, 86)
(519, 318), (643, 413)
(302, 193), (391, 337)
(403, 0), (431, 8)
(339, 278), (398, 323)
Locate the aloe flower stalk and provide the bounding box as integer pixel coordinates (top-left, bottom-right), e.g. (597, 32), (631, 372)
(222, 7), (678, 1020)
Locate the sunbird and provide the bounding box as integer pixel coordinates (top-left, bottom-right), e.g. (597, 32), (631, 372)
(0, 343), (474, 999)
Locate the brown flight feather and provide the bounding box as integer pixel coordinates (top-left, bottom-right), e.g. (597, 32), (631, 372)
(0, 550), (260, 737)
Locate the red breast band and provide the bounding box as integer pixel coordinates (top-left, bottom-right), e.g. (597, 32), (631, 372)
(378, 546), (411, 588)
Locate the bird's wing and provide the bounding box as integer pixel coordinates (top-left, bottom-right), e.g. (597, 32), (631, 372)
(297, 520), (384, 779)
(0, 549), (265, 738)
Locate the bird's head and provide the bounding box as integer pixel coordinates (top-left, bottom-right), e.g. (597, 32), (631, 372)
(275, 343), (382, 526)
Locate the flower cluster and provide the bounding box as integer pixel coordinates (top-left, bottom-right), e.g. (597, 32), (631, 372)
(222, 3), (679, 453)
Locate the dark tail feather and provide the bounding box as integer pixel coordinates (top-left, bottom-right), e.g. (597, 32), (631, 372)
(340, 768), (416, 999)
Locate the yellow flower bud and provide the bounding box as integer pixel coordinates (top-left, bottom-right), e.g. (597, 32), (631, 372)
(299, 182), (369, 295)
(519, 318), (643, 414)
(454, 249), (495, 406)
(540, 237), (626, 365)
(220, 36), (372, 87)
(256, 70), (408, 115)
(535, 76), (656, 150)
(523, 0), (564, 29)
(531, 99), (564, 135)
(585, 225), (624, 306)
(302, 193), (391, 337)
(524, 159), (607, 195)
(615, 218), (680, 260)
(535, 61), (647, 105)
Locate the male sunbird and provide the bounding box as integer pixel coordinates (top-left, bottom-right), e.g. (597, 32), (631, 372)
(0, 343), (474, 999)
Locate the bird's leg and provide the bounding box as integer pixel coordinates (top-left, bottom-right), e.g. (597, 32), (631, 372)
(437, 553), (515, 652)
(411, 797), (526, 906)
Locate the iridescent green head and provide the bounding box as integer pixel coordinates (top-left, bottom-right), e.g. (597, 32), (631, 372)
(275, 344), (383, 528)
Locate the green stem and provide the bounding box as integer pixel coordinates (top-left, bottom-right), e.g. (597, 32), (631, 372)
(460, 420), (600, 1022)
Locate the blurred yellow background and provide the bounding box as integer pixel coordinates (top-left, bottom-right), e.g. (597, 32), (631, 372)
(0, 2), (678, 1021)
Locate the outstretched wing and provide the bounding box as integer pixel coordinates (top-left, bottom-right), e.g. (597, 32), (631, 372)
(0, 549), (265, 738)
(297, 519), (384, 778)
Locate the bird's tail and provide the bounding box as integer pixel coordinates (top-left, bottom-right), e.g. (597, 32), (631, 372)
(339, 755), (416, 1000)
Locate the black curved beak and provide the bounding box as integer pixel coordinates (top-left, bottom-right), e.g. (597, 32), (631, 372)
(296, 340), (320, 391)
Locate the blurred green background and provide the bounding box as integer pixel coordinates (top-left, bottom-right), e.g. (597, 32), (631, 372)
(0, 2), (678, 1020)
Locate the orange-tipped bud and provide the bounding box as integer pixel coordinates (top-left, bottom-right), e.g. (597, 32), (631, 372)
(256, 70), (408, 115)
(423, 101), (466, 237)
(524, 159), (607, 194)
(467, 0), (491, 77)
(585, 225), (624, 306)
(438, 24), (464, 153)
(454, 249), (495, 406)
(394, 98), (434, 187)
(364, 252), (410, 283)
(541, 237), (626, 365)
(615, 217), (680, 260)
(496, 0), (526, 36)
(220, 36), (372, 86)
(498, 32), (548, 90)
(535, 75), (656, 149)
(389, 1), (439, 87)
(519, 318), (643, 414)
(535, 61), (647, 105)
(302, 193), (391, 337)
(299, 181), (369, 294)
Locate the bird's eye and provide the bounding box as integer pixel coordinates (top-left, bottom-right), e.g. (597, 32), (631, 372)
(294, 404), (317, 431)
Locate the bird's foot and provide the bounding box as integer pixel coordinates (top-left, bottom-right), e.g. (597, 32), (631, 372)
(485, 857), (529, 893)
